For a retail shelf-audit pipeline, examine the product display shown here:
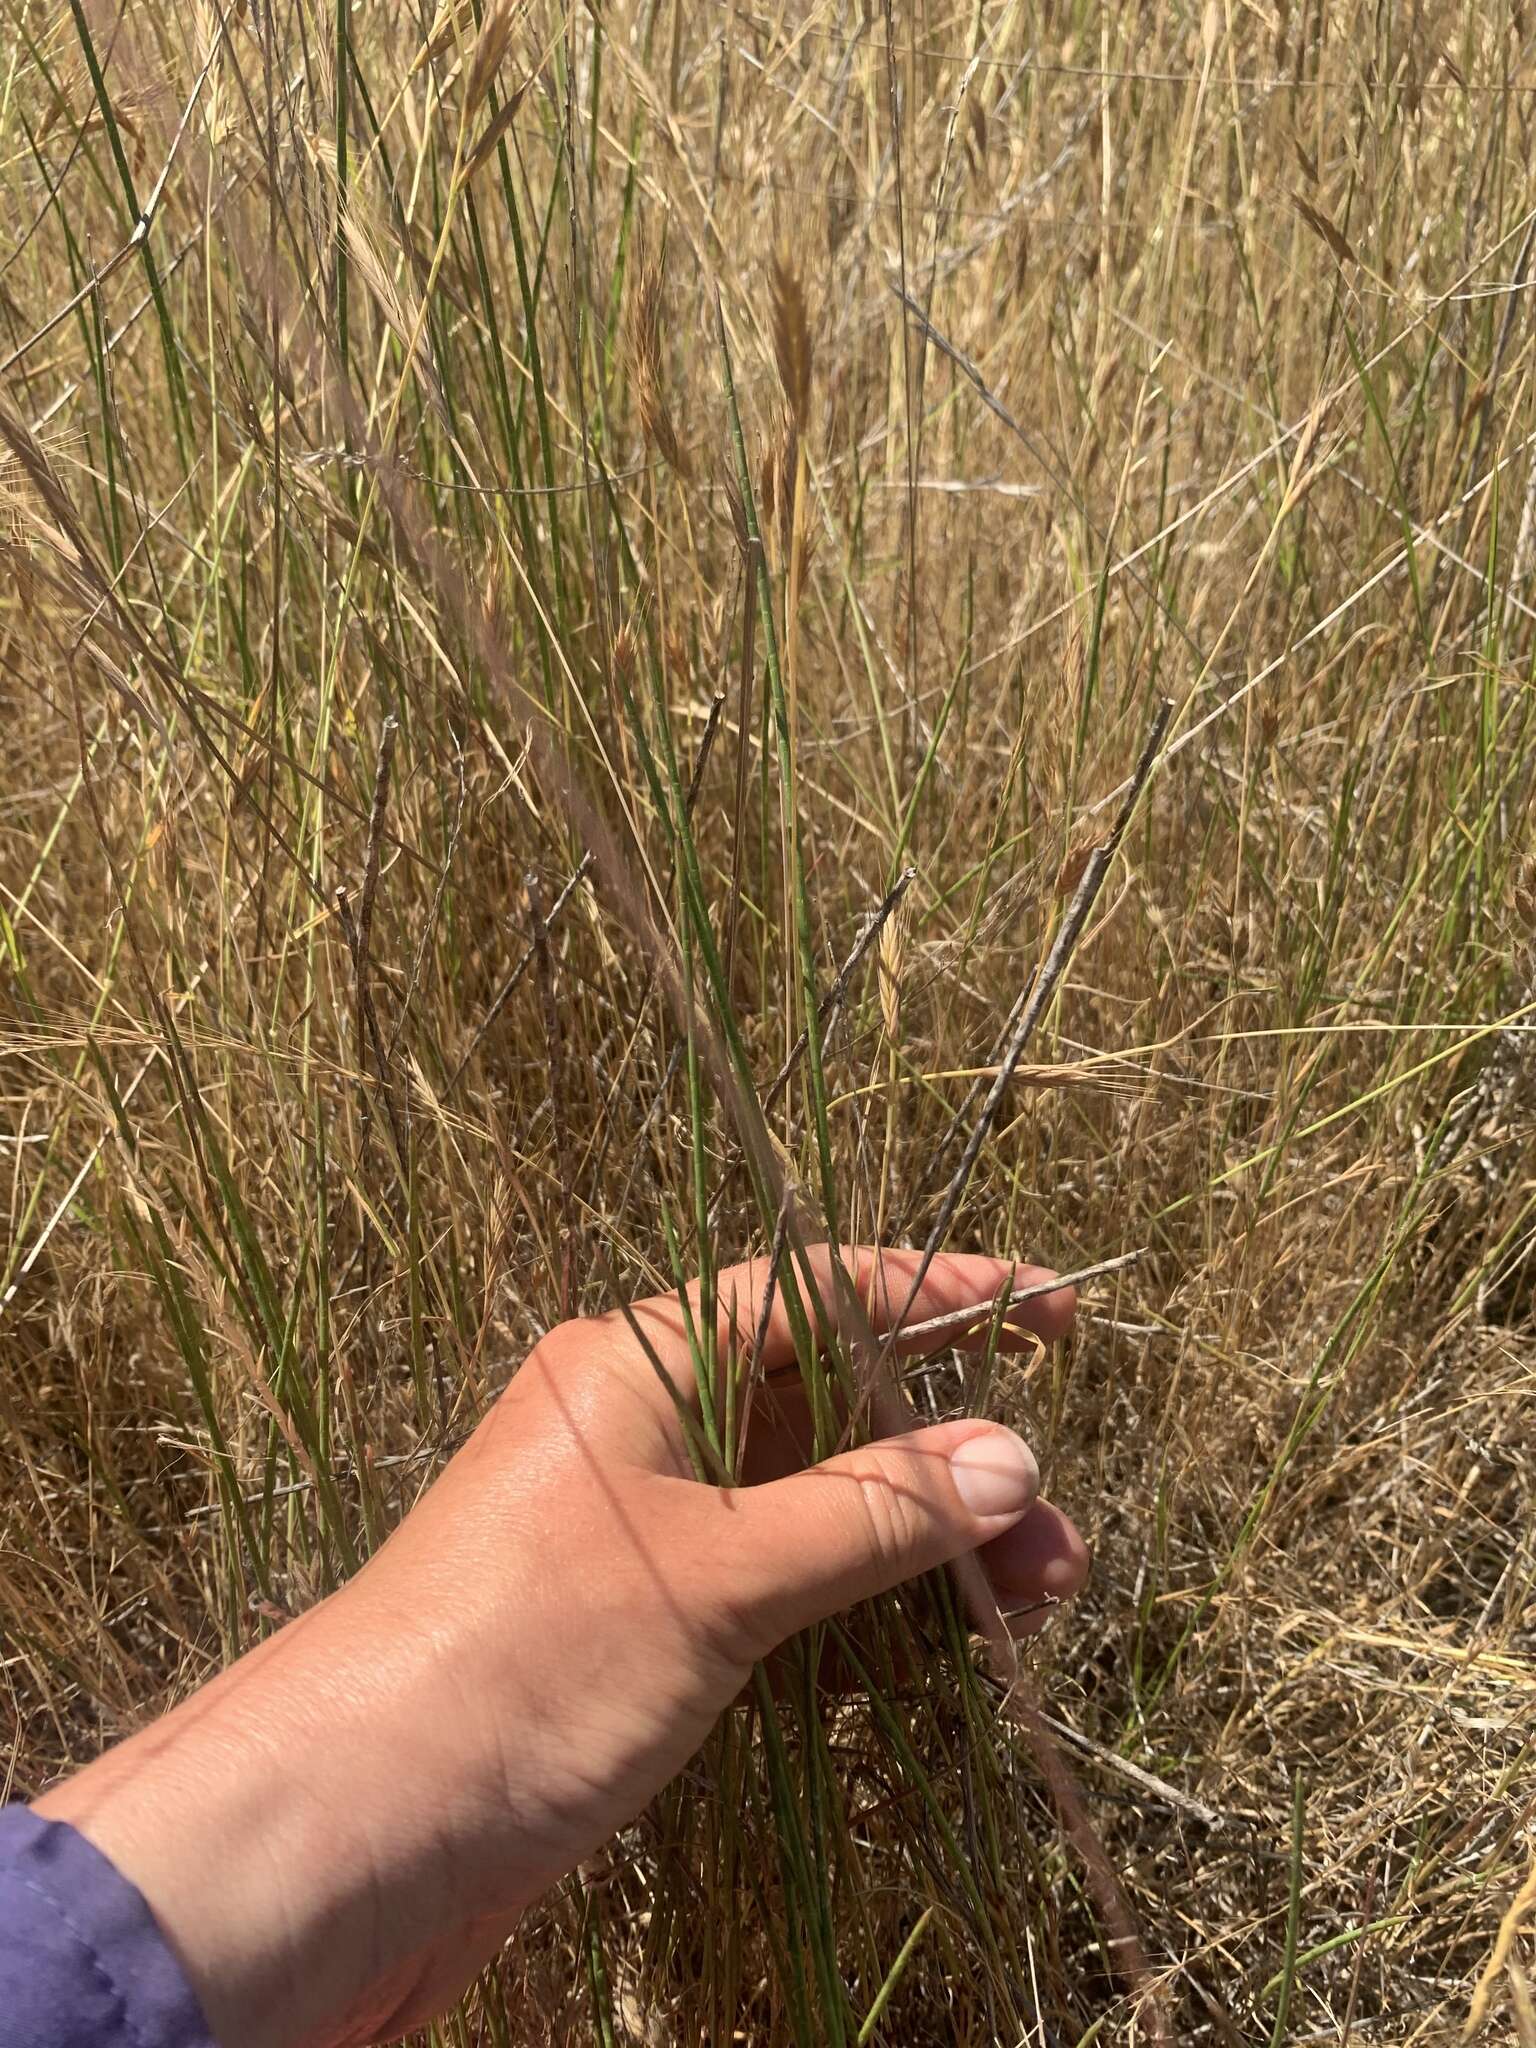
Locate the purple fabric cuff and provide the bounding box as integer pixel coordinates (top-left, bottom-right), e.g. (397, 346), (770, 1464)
(0, 1803), (217, 2047)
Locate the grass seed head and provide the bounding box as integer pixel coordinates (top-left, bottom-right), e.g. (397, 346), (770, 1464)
(627, 240), (688, 478)
(465, 0), (521, 117)
(769, 246), (813, 431)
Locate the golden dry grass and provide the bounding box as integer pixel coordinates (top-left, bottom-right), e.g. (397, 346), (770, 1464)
(4, 2), (1536, 2041)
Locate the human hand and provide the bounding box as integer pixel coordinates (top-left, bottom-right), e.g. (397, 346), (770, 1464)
(37, 1245), (1086, 2048)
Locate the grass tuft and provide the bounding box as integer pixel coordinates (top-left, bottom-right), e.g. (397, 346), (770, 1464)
(4, 2), (1536, 2040)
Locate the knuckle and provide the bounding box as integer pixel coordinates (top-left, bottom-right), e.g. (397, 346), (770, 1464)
(498, 1321), (587, 1410)
(525, 1317), (592, 1375)
(852, 1459), (921, 1572)
(531, 1312), (644, 1389)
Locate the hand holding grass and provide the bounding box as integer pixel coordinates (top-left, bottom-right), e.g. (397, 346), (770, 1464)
(36, 1246), (1085, 2048)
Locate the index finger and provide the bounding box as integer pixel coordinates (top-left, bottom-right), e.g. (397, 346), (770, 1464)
(621, 1243), (1076, 1391)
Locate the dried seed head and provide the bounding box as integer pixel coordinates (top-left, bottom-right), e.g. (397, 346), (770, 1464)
(0, 422), (84, 565)
(1054, 834), (1096, 900)
(722, 469), (749, 556)
(483, 1167), (515, 1312)
(0, 448), (31, 551)
(626, 240), (688, 477)
(611, 619), (637, 688)
(965, 91), (988, 176)
(415, 0), (471, 74)
(1064, 617), (1086, 721)
(479, 538), (508, 644)
(341, 208), (417, 365)
(664, 623), (690, 687)
(463, 78), (529, 182)
(877, 893), (908, 1047)
(769, 246), (813, 430)
(466, 0), (520, 117)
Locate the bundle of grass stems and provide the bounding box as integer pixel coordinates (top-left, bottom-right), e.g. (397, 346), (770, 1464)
(4, 2), (1536, 2041)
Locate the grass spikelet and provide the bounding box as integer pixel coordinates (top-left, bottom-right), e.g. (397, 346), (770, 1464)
(876, 887), (906, 1049)
(339, 205), (441, 414)
(464, 0), (520, 117)
(610, 618), (636, 685)
(415, 1), (475, 75)
(0, 440), (55, 552)
(768, 246), (813, 431)
(627, 237), (688, 478)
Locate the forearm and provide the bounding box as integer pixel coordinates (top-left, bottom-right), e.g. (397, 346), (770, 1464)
(33, 1595), (473, 2048)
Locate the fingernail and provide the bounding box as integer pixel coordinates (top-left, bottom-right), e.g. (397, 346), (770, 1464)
(949, 1429), (1038, 1521)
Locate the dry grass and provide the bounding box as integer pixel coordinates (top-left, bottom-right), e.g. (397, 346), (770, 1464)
(4, 2), (1536, 2041)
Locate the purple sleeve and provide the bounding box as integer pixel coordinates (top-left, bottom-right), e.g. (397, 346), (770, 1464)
(0, 1805), (217, 2048)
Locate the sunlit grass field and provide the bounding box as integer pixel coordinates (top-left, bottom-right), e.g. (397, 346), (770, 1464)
(4, 2), (1536, 2040)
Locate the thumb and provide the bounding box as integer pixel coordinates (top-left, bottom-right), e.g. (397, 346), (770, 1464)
(720, 1421), (1038, 1655)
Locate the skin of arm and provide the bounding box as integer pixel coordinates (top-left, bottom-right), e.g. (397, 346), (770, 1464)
(37, 1245), (1088, 2048)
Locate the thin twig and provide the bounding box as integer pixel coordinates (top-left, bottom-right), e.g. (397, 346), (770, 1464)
(894, 701), (1171, 1336)
(1036, 1712), (1227, 1829)
(894, 1248), (1146, 1348)
(764, 866), (917, 1113)
(442, 852), (594, 1097)
(335, 884), (408, 1165)
(385, 737), (466, 1065)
